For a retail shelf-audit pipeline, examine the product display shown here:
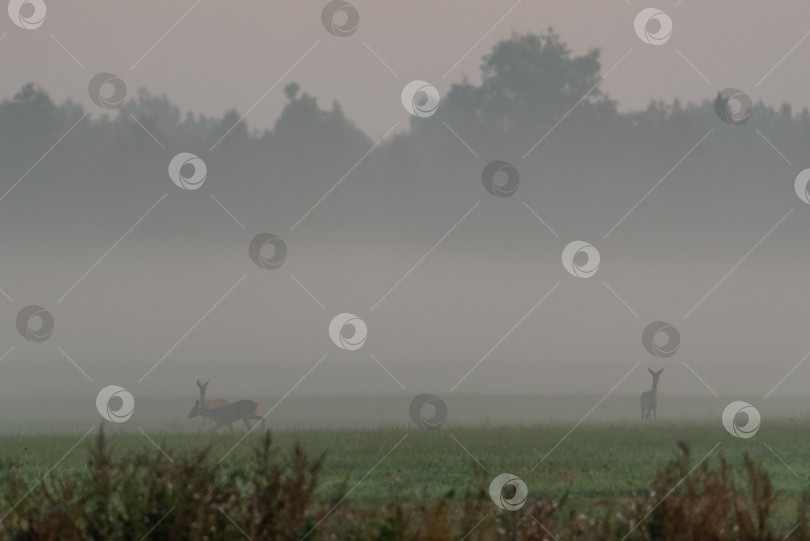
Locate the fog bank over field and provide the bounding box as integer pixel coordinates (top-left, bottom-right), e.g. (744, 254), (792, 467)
(0, 393), (805, 433)
(1, 18), (810, 430)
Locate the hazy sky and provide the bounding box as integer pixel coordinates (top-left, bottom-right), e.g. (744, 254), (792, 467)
(4, 1), (810, 137)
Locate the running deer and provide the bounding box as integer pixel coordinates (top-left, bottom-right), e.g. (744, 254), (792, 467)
(187, 399), (265, 432)
(640, 368), (663, 421)
(196, 380), (229, 430)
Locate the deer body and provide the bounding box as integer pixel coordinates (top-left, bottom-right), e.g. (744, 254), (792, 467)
(196, 380), (229, 430)
(188, 399), (265, 432)
(640, 368), (663, 421)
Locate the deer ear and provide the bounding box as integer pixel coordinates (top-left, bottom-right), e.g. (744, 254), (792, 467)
(196, 379), (201, 386)
(658, 368), (664, 375)
(648, 368), (655, 375)
(204, 380), (210, 386)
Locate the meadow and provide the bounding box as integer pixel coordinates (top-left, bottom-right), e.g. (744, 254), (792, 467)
(0, 419), (808, 539)
(5, 422), (807, 505)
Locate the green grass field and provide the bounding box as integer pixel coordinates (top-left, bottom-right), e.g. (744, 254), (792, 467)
(3, 421), (807, 509)
(1, 420), (808, 538)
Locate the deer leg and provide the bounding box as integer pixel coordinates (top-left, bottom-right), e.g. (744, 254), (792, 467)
(243, 417), (251, 430)
(653, 408), (656, 421)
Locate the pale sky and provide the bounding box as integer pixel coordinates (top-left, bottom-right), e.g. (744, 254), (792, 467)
(3, 1), (809, 137)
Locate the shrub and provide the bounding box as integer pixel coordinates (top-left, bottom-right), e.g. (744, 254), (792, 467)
(0, 427), (323, 540)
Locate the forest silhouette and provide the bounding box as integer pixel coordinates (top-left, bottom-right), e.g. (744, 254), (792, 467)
(0, 29), (805, 259)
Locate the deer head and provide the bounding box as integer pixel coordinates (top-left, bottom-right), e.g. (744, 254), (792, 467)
(648, 367), (663, 384)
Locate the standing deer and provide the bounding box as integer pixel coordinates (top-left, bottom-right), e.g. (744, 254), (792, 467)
(187, 399), (265, 432)
(196, 380), (229, 430)
(640, 368), (663, 421)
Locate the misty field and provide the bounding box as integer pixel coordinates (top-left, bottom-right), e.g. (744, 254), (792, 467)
(0, 421), (808, 539)
(7, 422), (808, 504)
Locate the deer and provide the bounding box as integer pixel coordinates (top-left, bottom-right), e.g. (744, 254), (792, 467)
(196, 380), (229, 430)
(640, 368), (663, 421)
(187, 398), (265, 432)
